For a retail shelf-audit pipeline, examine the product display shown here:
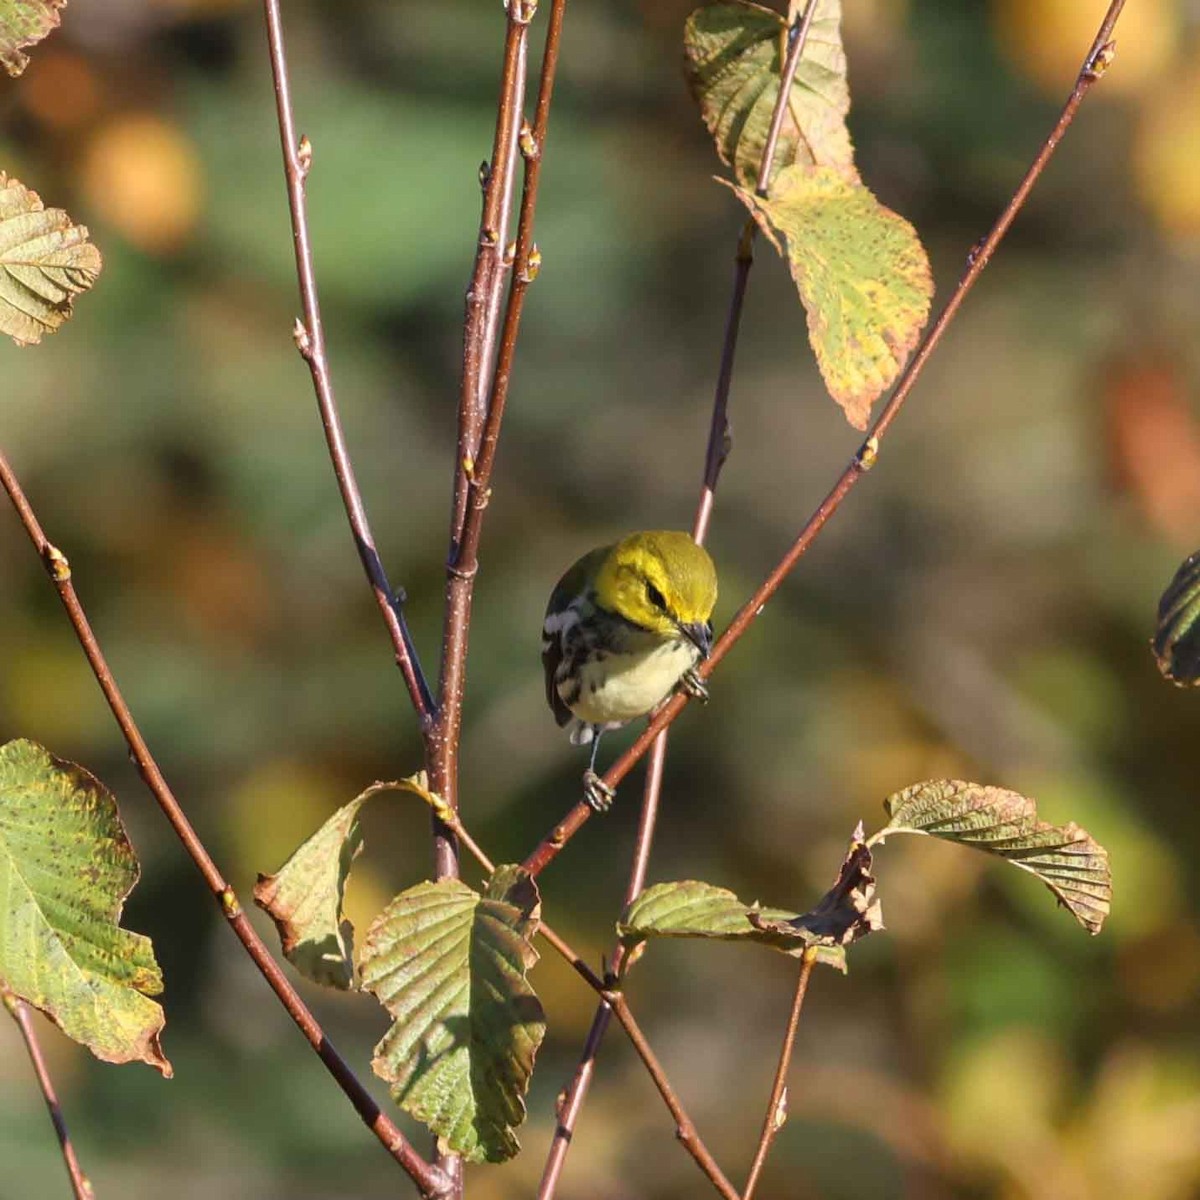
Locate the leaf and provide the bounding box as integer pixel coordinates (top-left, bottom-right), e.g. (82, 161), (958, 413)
(1152, 550), (1200, 685)
(872, 780), (1112, 935)
(0, 739), (170, 1074)
(0, 173), (102, 345)
(746, 827), (883, 956)
(254, 774), (453, 990)
(0, 0), (64, 76)
(359, 871), (546, 1164)
(726, 165), (933, 428)
(684, 0), (855, 190)
(618, 879), (852, 972)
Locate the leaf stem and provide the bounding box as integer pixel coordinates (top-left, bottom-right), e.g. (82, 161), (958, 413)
(520, 0), (1128, 881)
(260, 0), (435, 726)
(0, 450), (450, 1200)
(742, 951), (818, 1199)
(3, 989), (95, 1200)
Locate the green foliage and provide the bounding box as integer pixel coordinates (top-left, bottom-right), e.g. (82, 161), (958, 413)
(0, 173), (102, 345)
(1153, 550), (1200, 685)
(0, 739), (170, 1074)
(871, 780), (1112, 935)
(0, 0), (62, 76)
(359, 871), (545, 1163)
(727, 165), (933, 428)
(618, 843), (881, 973)
(683, 0), (853, 191)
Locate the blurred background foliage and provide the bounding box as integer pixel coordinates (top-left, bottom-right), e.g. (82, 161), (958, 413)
(1, 0), (1199, 1197)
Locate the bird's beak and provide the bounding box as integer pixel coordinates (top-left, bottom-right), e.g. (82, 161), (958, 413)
(680, 621), (712, 659)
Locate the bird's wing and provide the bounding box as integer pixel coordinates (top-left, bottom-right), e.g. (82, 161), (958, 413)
(542, 545), (610, 728)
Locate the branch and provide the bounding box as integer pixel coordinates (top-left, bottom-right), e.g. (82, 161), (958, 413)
(3, 989), (95, 1200)
(521, 0), (1128, 881)
(742, 951), (818, 1199)
(0, 450), (450, 1200)
(534, 11), (821, 1189)
(260, 0), (435, 725)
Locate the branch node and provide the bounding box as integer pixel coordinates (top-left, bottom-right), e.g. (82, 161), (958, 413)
(296, 134), (313, 179)
(446, 560), (479, 582)
(220, 887), (242, 919)
(42, 544), (71, 582)
(503, 240), (517, 267)
(519, 121), (540, 161)
(1084, 40), (1117, 80)
(292, 317), (313, 359)
(855, 435), (880, 472)
(519, 245), (543, 284)
(481, 226), (501, 248)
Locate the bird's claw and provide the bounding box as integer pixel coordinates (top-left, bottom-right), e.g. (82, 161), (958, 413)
(583, 770), (615, 814)
(679, 668), (710, 703)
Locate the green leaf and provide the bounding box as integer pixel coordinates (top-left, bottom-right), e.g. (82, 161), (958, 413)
(872, 780), (1112, 935)
(254, 773), (453, 990)
(359, 872), (546, 1163)
(726, 165), (933, 428)
(618, 877), (864, 972)
(1153, 550), (1200, 685)
(0, 739), (170, 1074)
(684, 0), (854, 190)
(0, 0), (64, 76)
(0, 173), (102, 345)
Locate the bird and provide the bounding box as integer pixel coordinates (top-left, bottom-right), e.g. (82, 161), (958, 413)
(542, 530), (718, 812)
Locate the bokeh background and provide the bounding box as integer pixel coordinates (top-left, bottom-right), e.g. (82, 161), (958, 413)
(2, 0), (1199, 1196)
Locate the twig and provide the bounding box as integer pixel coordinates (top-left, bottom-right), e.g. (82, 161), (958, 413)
(3, 989), (95, 1200)
(534, 12), (818, 1190)
(521, 0), (1127, 881)
(742, 951), (818, 1199)
(261, 0), (435, 726)
(0, 450), (450, 1200)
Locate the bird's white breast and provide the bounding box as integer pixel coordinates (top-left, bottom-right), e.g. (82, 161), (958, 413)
(566, 638), (698, 726)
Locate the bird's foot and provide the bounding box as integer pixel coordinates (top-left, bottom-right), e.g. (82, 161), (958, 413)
(679, 668), (710, 703)
(582, 770), (616, 814)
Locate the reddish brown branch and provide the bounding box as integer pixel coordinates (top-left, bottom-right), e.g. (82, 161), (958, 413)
(0, 450), (450, 1199)
(521, 0), (1127, 882)
(3, 990), (95, 1200)
(742, 952), (817, 1199)
(261, 0), (435, 725)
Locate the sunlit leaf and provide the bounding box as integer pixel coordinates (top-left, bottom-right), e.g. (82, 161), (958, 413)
(0, 0), (64, 76)
(727, 165), (933, 428)
(618, 878), (858, 972)
(359, 871), (545, 1163)
(684, 0), (855, 190)
(0, 173), (102, 345)
(254, 774), (452, 990)
(1153, 550), (1200, 686)
(0, 739), (170, 1074)
(871, 780), (1112, 934)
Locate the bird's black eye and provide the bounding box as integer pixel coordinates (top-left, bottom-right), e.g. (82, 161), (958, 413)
(646, 582), (667, 610)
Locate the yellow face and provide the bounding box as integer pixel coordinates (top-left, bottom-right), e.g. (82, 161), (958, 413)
(594, 531), (717, 638)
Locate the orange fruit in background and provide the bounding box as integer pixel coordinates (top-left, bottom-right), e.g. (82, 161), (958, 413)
(992, 0), (1179, 98)
(82, 113), (203, 255)
(1134, 63), (1200, 239)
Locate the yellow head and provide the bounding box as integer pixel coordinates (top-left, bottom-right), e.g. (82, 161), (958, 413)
(594, 531), (718, 651)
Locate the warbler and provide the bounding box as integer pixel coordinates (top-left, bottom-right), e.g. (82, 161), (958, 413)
(542, 530), (718, 811)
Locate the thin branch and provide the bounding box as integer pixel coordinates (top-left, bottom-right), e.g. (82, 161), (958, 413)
(0, 450), (450, 1200)
(742, 951), (818, 1200)
(261, 0), (435, 725)
(521, 0), (1127, 881)
(3, 989), (95, 1200)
